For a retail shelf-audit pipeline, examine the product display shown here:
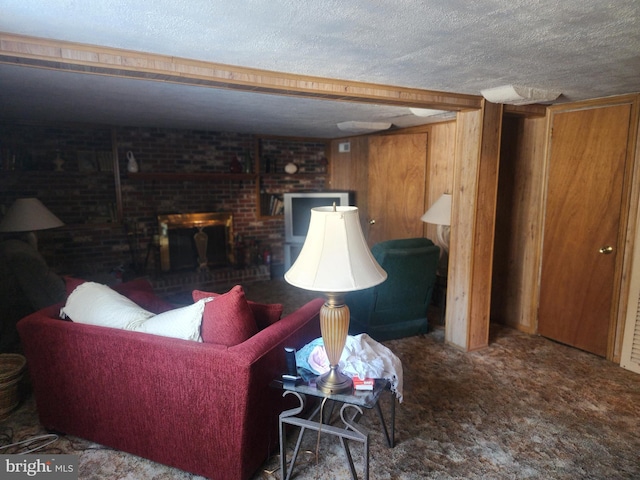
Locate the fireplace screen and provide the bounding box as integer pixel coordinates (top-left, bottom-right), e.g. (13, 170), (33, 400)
(158, 212), (234, 272)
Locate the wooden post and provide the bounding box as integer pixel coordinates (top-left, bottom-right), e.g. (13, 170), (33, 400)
(446, 100), (503, 351)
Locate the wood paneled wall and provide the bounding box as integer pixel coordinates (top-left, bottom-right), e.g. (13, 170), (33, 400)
(423, 121), (456, 241)
(491, 114), (547, 333)
(327, 136), (370, 232)
(328, 95), (640, 361)
(328, 121), (457, 243)
(329, 117), (496, 352)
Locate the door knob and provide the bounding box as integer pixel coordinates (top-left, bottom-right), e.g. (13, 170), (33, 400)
(369, 219), (376, 225)
(599, 245), (614, 255)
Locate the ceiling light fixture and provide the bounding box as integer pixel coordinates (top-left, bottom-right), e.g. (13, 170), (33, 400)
(409, 108), (449, 117)
(480, 85), (561, 105)
(336, 121), (392, 133)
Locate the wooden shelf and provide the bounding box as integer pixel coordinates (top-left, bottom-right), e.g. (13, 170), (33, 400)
(65, 221), (122, 229)
(259, 172), (324, 177)
(127, 172), (256, 182)
(255, 136), (329, 219)
(3, 169), (115, 175)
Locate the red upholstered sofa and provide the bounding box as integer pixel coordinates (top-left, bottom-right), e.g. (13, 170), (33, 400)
(17, 279), (323, 480)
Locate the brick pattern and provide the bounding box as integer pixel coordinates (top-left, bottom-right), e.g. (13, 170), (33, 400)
(259, 137), (328, 174)
(0, 125), (327, 283)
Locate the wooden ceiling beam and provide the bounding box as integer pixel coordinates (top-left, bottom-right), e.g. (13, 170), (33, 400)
(0, 32), (482, 111)
(504, 103), (548, 117)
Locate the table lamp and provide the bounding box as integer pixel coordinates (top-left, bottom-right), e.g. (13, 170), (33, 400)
(285, 205), (387, 394)
(420, 193), (452, 251)
(0, 198), (64, 250)
(421, 193), (452, 276)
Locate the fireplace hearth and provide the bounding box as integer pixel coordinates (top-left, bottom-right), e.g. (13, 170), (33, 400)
(158, 212), (234, 272)
(152, 212), (272, 300)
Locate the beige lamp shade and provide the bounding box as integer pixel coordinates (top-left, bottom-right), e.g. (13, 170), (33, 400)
(0, 198), (64, 232)
(421, 193), (452, 256)
(421, 193), (452, 226)
(285, 206), (387, 293)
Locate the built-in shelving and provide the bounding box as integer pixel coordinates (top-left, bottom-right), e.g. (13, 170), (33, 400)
(0, 124), (121, 225)
(254, 135), (329, 220)
(127, 172), (256, 182)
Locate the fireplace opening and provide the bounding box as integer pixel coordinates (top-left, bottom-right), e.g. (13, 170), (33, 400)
(158, 212), (234, 272)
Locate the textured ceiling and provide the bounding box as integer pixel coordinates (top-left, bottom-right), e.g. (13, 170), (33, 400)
(1, 0), (639, 137)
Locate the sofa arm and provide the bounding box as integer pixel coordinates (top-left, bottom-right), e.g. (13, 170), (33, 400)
(228, 297), (323, 363)
(222, 297), (324, 474)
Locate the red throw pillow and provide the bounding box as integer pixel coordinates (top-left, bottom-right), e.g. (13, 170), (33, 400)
(65, 276), (157, 298)
(113, 278), (174, 313)
(112, 277), (155, 296)
(193, 285), (259, 346)
(192, 288), (283, 330)
(247, 302), (284, 330)
(64, 276), (86, 297)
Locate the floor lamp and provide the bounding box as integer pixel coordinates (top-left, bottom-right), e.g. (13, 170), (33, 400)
(284, 205), (387, 394)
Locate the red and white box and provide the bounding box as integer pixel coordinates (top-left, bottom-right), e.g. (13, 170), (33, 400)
(352, 377), (375, 390)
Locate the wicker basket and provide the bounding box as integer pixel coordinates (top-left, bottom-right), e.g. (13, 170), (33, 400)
(0, 354), (26, 420)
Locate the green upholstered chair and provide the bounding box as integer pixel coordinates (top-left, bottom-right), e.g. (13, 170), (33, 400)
(346, 237), (440, 341)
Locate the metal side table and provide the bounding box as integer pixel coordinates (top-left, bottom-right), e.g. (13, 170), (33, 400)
(275, 378), (395, 480)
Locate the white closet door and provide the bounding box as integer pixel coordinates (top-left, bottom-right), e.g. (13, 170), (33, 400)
(621, 213), (640, 374)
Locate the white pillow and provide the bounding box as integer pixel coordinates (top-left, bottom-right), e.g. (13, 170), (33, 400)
(61, 282), (154, 329)
(126, 299), (207, 342)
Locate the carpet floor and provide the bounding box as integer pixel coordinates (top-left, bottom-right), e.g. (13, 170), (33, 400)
(1, 279), (639, 479)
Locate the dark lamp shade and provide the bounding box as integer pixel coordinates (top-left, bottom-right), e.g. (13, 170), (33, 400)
(0, 198), (64, 232)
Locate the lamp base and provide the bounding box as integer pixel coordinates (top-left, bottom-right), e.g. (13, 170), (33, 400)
(317, 293), (353, 394)
(316, 366), (352, 394)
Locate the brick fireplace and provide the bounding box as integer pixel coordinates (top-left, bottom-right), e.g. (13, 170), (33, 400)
(1, 124), (327, 299)
(157, 212), (234, 272)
